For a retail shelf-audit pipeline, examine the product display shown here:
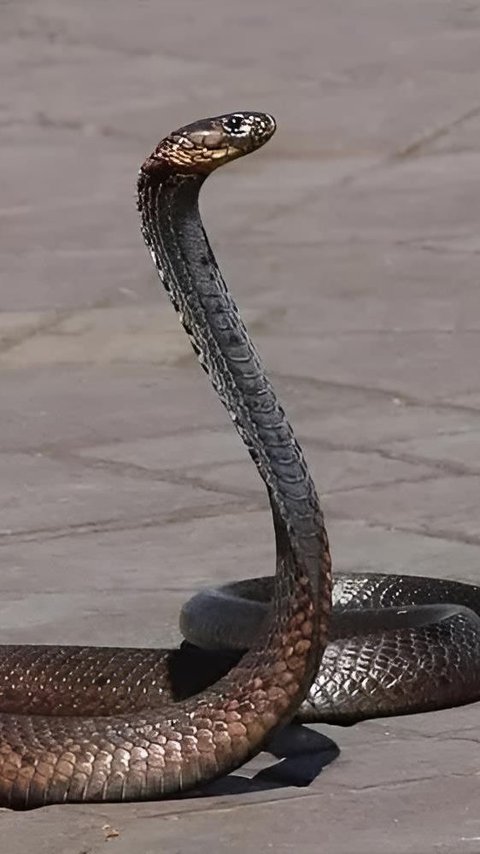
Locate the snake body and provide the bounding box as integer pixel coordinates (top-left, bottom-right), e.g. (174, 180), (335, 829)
(181, 573), (480, 723)
(1, 112), (479, 809)
(0, 112), (332, 809)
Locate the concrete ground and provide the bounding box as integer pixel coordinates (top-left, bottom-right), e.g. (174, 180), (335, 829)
(1, 1), (480, 851)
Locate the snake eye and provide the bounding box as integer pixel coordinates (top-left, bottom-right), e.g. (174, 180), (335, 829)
(222, 114), (252, 137)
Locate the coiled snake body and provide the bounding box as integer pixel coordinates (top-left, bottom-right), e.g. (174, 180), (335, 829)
(0, 112), (479, 809)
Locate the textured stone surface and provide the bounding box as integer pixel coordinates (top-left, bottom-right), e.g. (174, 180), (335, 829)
(1, 0), (480, 851)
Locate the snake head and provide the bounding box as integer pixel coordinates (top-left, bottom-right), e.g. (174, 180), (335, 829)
(143, 112), (276, 176)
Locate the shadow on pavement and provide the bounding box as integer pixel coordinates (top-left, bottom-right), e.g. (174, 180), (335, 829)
(181, 724), (339, 798)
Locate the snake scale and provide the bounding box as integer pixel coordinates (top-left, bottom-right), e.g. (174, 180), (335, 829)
(0, 112), (479, 810)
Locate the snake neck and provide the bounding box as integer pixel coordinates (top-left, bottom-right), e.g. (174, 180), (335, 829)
(137, 168), (331, 654)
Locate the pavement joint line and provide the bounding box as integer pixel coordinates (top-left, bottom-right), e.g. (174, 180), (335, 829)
(96, 766), (477, 822)
(324, 470), (445, 496)
(272, 371), (480, 416)
(114, 787), (329, 819)
(225, 232), (480, 250)
(348, 725), (480, 742)
(35, 448), (263, 500)
(233, 103), (480, 236)
(299, 436), (480, 479)
(437, 735), (480, 745)
(35, 442), (457, 507)
(364, 450), (480, 480)
(0, 194), (133, 218)
(267, 329), (480, 338)
(0, 424), (234, 456)
(336, 769), (479, 793)
(388, 728), (480, 741)
(0, 113), (140, 142)
(54, 447), (446, 493)
(346, 520), (480, 550)
(8, 425), (480, 477)
(0, 310), (71, 356)
(394, 103), (480, 160)
(0, 501), (264, 546)
(329, 466), (478, 491)
(161, 468), (445, 499)
(0, 298), (120, 357)
(37, 26), (224, 66)
(233, 156), (386, 233)
(0, 246), (138, 258)
(0, 429), (447, 457)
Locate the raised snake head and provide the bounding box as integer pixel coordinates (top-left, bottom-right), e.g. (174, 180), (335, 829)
(142, 111), (276, 176)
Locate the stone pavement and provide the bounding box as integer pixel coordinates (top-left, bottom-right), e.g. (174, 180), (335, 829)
(1, 1), (480, 851)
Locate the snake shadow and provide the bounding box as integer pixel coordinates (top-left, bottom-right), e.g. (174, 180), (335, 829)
(195, 724), (339, 797)
(175, 724), (339, 799)
(171, 582), (480, 800)
(168, 641), (340, 800)
(169, 643), (339, 798)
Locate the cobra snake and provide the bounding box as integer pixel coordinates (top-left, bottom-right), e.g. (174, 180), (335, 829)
(0, 112), (479, 810)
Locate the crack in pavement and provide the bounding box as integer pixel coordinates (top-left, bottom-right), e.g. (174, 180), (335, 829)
(336, 769), (480, 793)
(39, 439), (451, 511)
(357, 519), (480, 550)
(301, 434), (480, 479)
(0, 310), (70, 356)
(0, 500), (264, 546)
(0, 298), (122, 358)
(272, 371), (480, 415)
(394, 104), (480, 160)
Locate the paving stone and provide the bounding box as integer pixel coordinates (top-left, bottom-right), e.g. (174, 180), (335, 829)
(0, 451), (236, 535)
(258, 330), (480, 400)
(149, 447), (437, 499)
(0, 364), (229, 452)
(326, 474), (480, 541)
(0, 509), (274, 645)
(385, 430), (480, 473)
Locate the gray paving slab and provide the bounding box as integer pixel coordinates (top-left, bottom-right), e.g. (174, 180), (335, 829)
(1, 0), (480, 851)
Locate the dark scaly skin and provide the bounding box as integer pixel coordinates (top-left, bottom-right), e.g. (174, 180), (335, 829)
(0, 113), (332, 809)
(180, 573), (480, 723)
(2, 573), (479, 732)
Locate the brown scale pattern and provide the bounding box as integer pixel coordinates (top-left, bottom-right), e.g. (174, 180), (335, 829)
(180, 572), (480, 724)
(0, 112), (332, 809)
